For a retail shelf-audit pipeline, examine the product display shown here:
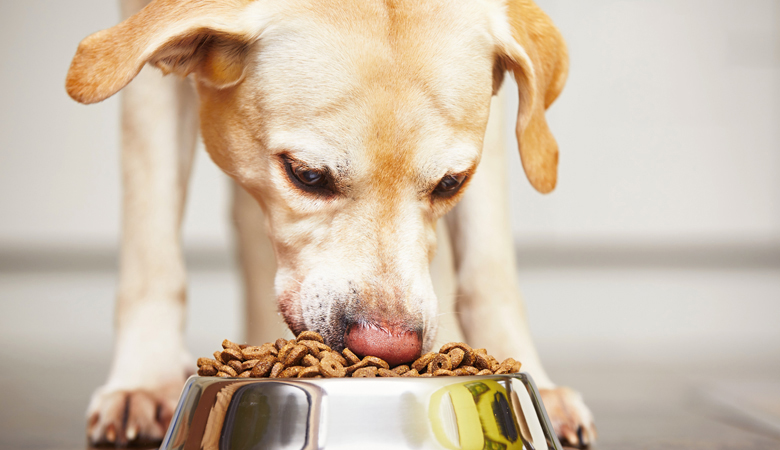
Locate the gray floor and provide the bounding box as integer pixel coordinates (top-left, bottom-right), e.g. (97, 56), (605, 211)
(1, 265), (779, 449)
(2, 349), (779, 450)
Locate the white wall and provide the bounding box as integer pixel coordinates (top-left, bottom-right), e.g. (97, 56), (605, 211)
(510, 0), (780, 247)
(0, 0), (232, 250)
(1, 1), (779, 364)
(1, 0), (779, 250)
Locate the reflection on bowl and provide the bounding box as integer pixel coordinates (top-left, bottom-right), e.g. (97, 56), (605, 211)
(161, 373), (561, 450)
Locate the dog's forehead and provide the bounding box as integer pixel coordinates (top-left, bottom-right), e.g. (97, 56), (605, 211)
(242, 0), (497, 162)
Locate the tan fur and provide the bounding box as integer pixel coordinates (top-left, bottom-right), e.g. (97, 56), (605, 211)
(68, 0), (593, 446)
(503, 0), (569, 193)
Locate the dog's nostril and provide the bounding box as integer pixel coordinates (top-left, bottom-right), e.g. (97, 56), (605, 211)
(344, 323), (422, 366)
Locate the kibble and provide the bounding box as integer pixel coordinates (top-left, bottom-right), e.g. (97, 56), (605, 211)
(269, 362), (284, 378)
(196, 334), (522, 379)
(197, 365), (217, 376)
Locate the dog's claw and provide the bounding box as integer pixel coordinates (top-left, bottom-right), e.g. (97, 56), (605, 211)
(105, 423), (116, 443)
(86, 387), (180, 447)
(540, 387), (597, 448)
(127, 423), (138, 441)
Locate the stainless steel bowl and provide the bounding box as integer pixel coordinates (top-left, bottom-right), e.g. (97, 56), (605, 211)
(161, 373), (562, 450)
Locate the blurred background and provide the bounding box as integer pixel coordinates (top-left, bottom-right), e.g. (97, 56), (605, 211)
(1, 0), (779, 449)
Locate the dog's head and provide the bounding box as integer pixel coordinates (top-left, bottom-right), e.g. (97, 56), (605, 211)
(67, 0), (567, 365)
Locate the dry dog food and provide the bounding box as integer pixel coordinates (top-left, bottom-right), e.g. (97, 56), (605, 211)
(197, 332), (522, 379)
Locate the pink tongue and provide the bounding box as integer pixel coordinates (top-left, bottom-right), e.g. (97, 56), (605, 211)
(344, 324), (422, 367)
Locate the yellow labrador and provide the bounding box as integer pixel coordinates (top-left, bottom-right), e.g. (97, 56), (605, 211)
(67, 0), (595, 446)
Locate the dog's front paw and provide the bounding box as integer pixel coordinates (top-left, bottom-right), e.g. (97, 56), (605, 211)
(86, 376), (187, 447)
(540, 387), (597, 448)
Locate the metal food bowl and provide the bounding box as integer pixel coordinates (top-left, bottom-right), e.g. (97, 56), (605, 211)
(161, 373), (562, 450)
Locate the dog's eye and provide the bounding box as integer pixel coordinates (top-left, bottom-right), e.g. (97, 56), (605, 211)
(434, 174), (467, 198)
(282, 155), (334, 195)
(294, 166), (326, 186)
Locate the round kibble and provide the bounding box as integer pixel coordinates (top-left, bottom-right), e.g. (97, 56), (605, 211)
(440, 342), (472, 354)
(278, 341), (298, 362)
(228, 360), (243, 372)
(454, 366), (479, 376)
(222, 339), (242, 352)
(219, 364), (237, 377)
(473, 353), (491, 371)
(251, 357), (276, 378)
(353, 366), (378, 377)
(428, 354), (452, 372)
(504, 358), (522, 373)
(495, 358), (515, 374)
(297, 331), (325, 343)
(284, 345), (309, 367)
(361, 356), (389, 370)
(241, 359), (260, 371)
(378, 368), (399, 377)
(269, 362), (285, 378)
(299, 340), (321, 358)
(242, 346), (272, 360)
(345, 360), (366, 375)
(461, 350), (475, 367)
(315, 341), (332, 352)
(198, 365), (217, 376)
(197, 357), (217, 367)
(298, 366), (322, 378)
(321, 351), (347, 366)
(319, 358), (347, 378)
(221, 348), (243, 363)
(448, 348), (465, 369)
(342, 348), (361, 365)
(198, 338), (522, 379)
(279, 366), (305, 378)
(412, 352), (437, 372)
(391, 365), (410, 375)
(302, 354), (319, 367)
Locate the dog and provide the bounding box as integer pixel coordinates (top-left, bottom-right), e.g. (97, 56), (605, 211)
(67, 0), (595, 446)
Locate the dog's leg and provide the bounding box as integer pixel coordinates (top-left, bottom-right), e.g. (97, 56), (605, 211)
(446, 87), (596, 447)
(430, 219), (466, 349)
(231, 182), (293, 344)
(86, 2), (199, 446)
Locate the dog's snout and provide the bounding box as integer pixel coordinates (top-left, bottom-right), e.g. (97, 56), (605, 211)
(344, 322), (422, 366)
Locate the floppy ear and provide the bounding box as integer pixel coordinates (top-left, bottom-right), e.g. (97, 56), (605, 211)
(66, 0), (262, 104)
(494, 0), (569, 193)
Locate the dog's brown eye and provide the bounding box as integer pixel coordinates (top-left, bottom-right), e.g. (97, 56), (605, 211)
(293, 166), (326, 187)
(282, 155), (335, 196)
(434, 174), (467, 198)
